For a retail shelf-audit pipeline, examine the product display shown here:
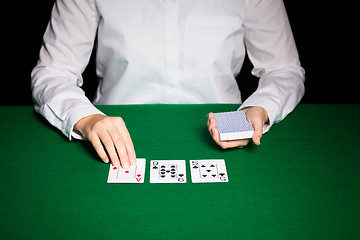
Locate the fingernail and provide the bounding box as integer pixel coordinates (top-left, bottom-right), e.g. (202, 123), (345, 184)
(130, 158), (137, 166)
(104, 159), (109, 164)
(114, 161), (120, 167)
(122, 162), (130, 169)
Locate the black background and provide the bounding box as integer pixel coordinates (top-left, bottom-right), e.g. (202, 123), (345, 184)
(2, 1), (357, 105)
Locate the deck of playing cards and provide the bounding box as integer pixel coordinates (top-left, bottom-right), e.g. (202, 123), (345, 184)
(214, 111), (254, 141)
(107, 158), (146, 183)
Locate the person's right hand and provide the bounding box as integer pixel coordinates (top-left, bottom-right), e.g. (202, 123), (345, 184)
(207, 106), (268, 149)
(74, 114), (136, 169)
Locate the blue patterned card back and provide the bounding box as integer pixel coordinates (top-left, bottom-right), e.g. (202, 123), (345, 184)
(214, 111), (254, 140)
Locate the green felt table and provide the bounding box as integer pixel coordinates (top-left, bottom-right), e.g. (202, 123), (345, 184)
(1, 104), (359, 239)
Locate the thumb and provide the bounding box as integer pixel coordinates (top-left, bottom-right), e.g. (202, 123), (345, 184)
(251, 119), (263, 146)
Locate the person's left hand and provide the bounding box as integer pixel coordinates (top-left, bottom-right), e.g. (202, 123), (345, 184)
(207, 106), (269, 149)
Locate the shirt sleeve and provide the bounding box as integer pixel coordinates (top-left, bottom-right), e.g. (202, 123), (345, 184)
(31, 0), (104, 140)
(240, 0), (305, 133)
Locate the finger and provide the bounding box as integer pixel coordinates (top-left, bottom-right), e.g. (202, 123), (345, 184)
(210, 124), (220, 143)
(113, 117), (136, 166)
(251, 119), (263, 146)
(117, 120), (137, 166)
(115, 144), (130, 169)
(207, 112), (215, 127)
(218, 139), (250, 149)
(208, 114), (219, 140)
(88, 133), (109, 164)
(125, 139), (137, 166)
(109, 133), (131, 170)
(98, 131), (120, 167)
(207, 114), (217, 133)
(106, 124), (131, 169)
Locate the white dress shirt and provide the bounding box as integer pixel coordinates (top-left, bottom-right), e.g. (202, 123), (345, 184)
(31, 0), (305, 140)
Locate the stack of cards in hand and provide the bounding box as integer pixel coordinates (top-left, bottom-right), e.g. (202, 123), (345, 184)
(214, 110), (254, 141)
(107, 159), (229, 184)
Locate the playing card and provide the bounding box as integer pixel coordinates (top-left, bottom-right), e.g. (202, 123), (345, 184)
(150, 160), (186, 183)
(214, 111), (254, 141)
(107, 158), (146, 183)
(190, 159), (229, 183)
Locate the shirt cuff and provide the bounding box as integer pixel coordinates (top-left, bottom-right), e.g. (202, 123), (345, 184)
(63, 105), (105, 140)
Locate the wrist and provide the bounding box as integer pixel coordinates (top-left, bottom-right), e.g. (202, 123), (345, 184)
(74, 114), (104, 134)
